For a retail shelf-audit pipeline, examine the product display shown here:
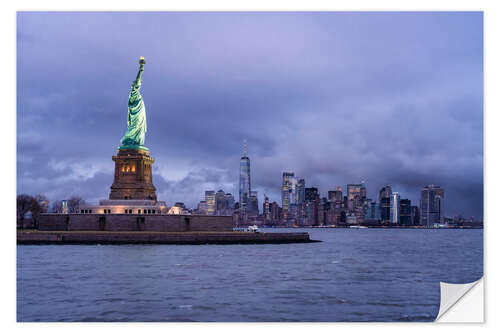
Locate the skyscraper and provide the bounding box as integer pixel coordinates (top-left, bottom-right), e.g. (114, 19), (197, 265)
(239, 141), (251, 218)
(347, 183), (366, 223)
(263, 195), (270, 222)
(304, 187), (320, 225)
(400, 198), (412, 225)
(420, 185), (445, 226)
(378, 185), (392, 223)
(328, 186), (344, 224)
(378, 185), (392, 202)
(248, 191), (259, 217)
(390, 192), (400, 224)
(411, 206), (420, 226)
(215, 189), (225, 215)
(205, 190), (216, 215)
(297, 179), (306, 205)
(281, 172), (295, 213)
(224, 193), (235, 215)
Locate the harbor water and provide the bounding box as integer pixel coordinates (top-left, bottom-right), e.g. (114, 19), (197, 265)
(17, 228), (483, 322)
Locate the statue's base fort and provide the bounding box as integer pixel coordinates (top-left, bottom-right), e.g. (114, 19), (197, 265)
(38, 213), (233, 232)
(110, 148), (157, 201)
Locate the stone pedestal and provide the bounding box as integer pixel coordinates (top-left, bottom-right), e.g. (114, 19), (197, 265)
(109, 148), (157, 200)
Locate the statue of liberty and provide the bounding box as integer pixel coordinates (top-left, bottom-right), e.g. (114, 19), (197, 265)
(120, 56), (148, 150)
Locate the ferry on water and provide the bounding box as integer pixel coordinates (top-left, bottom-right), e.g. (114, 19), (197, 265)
(233, 225), (260, 233)
(349, 225), (368, 229)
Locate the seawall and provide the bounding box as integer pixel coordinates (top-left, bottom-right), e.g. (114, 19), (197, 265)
(17, 230), (317, 245)
(38, 213), (233, 232)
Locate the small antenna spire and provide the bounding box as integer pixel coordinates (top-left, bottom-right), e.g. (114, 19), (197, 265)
(243, 139), (247, 157)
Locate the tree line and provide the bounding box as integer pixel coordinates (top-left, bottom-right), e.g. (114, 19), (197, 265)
(16, 194), (86, 228)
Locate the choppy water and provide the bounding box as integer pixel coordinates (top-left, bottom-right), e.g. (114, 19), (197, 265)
(17, 228), (483, 322)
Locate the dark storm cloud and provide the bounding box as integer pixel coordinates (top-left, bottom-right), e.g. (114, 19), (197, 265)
(17, 12), (483, 217)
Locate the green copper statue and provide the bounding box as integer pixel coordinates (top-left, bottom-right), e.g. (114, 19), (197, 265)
(120, 56), (148, 150)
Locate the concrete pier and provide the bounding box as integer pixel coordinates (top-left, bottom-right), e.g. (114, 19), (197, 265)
(17, 230), (318, 245)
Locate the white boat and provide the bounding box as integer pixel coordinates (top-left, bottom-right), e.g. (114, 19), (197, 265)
(232, 225), (260, 233)
(349, 225), (368, 229)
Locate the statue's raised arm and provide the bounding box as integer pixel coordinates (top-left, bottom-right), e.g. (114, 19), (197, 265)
(135, 56), (146, 83)
(119, 57), (148, 151)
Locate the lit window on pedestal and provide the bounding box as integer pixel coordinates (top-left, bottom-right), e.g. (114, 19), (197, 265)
(126, 164), (130, 172)
(121, 164), (125, 172)
(131, 163), (136, 172)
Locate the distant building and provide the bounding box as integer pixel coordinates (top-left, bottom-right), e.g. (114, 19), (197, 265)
(400, 198), (412, 225)
(378, 185), (392, 202)
(239, 142), (251, 218)
(212, 190), (235, 216)
(223, 193), (235, 215)
(347, 183), (366, 223)
(271, 201), (281, 224)
(304, 187), (320, 225)
(197, 200), (208, 215)
(305, 187), (319, 202)
(62, 200), (68, 214)
(215, 190), (225, 215)
(378, 185), (392, 223)
(297, 179), (305, 205)
(168, 202), (188, 215)
(390, 192), (400, 224)
(364, 200), (380, 223)
(411, 206), (420, 226)
(281, 172), (295, 213)
(263, 195), (270, 222)
(247, 191), (259, 217)
(420, 185), (445, 226)
(205, 190), (216, 215)
(327, 186), (344, 224)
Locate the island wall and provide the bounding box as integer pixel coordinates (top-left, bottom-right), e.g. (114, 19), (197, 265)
(38, 213), (233, 232)
(17, 230), (314, 245)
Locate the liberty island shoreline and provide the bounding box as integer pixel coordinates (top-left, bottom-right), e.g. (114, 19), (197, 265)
(17, 229), (316, 245)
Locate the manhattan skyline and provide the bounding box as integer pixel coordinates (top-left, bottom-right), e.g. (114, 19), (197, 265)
(17, 12), (483, 218)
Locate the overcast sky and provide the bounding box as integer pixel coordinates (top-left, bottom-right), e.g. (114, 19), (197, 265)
(17, 12), (483, 217)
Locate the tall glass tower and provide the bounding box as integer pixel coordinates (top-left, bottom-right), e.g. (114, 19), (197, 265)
(420, 185), (445, 226)
(239, 141), (251, 216)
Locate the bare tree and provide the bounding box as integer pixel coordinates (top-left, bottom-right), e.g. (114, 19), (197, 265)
(67, 196), (86, 213)
(17, 194), (33, 221)
(51, 200), (63, 213)
(30, 194), (49, 228)
(29, 198), (42, 228)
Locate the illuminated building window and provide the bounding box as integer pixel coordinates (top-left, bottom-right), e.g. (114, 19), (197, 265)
(131, 163), (136, 172)
(126, 164), (130, 172)
(121, 164), (125, 172)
